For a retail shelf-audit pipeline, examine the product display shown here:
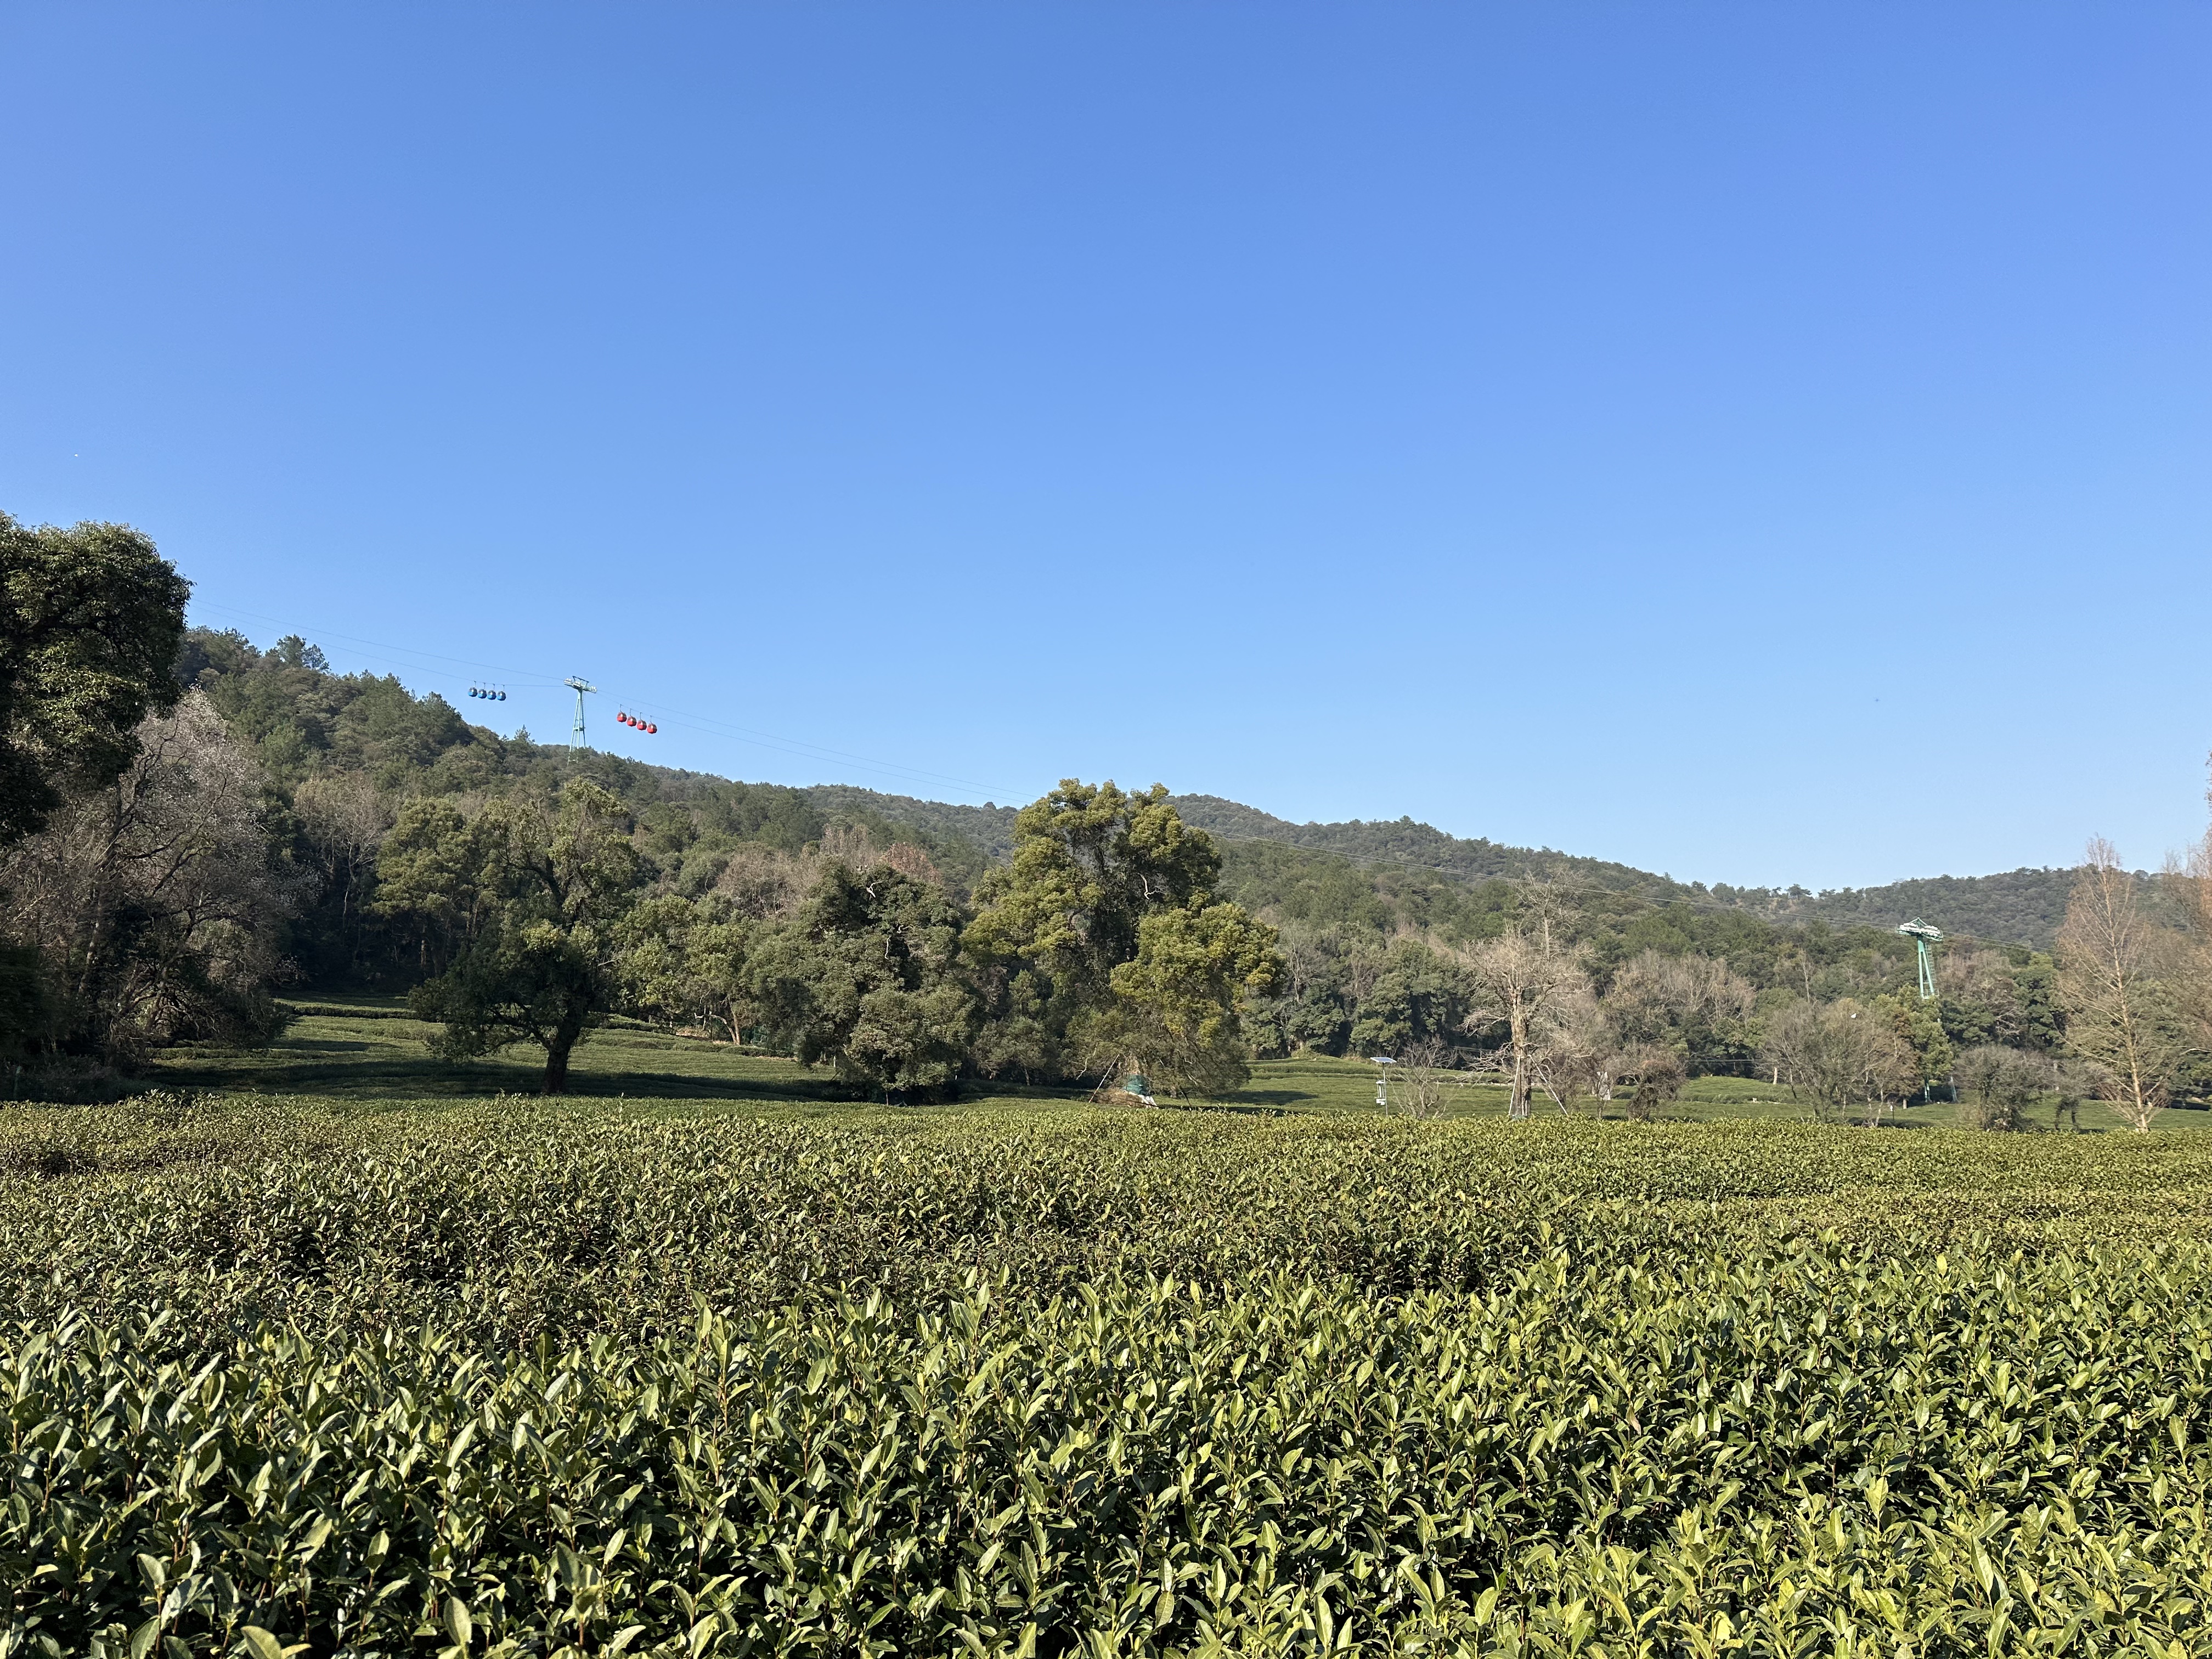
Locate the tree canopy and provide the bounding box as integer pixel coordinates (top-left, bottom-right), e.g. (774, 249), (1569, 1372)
(747, 862), (975, 1098)
(967, 781), (1282, 1092)
(394, 780), (643, 1093)
(0, 514), (190, 846)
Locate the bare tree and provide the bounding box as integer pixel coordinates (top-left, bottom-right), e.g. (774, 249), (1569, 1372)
(1527, 1030), (1587, 1116)
(1759, 997), (1918, 1127)
(1274, 924), (1340, 1006)
(1605, 951), (1757, 1054)
(711, 826), (941, 923)
(2055, 837), (2179, 1133)
(1955, 1044), (2044, 1131)
(1453, 929), (1588, 1121)
(295, 771), (394, 963)
(1, 694), (303, 1059)
(1396, 1036), (1451, 1120)
(1619, 1043), (1685, 1123)
(2166, 830), (2212, 1066)
(1343, 944), (1386, 1012)
(1527, 986), (1623, 1115)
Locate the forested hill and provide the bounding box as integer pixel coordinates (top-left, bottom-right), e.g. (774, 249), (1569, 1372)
(1166, 795), (1705, 900)
(1720, 870), (2079, 953)
(805, 788), (1715, 907)
(794, 786), (2079, 949)
(174, 629), (2075, 950)
(1163, 795), (2078, 947)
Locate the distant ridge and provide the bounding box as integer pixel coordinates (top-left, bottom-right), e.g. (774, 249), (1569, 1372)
(1720, 868), (2078, 951)
(798, 783), (2079, 949)
(1166, 795), (1702, 900)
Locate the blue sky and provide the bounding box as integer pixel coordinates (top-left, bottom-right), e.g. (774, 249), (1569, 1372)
(3, 4), (2206, 890)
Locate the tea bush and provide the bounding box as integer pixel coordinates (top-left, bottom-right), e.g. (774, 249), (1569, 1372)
(7, 1096), (2212, 1655)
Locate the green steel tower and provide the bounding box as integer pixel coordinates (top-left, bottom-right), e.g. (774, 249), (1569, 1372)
(1897, 918), (1944, 1001)
(564, 677), (596, 753)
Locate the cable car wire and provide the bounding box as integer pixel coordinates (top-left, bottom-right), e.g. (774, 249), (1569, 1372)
(189, 601), (1019, 800)
(187, 602), (1962, 930)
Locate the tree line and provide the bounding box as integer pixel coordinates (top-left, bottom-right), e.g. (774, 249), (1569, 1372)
(5, 510), (2211, 1121)
(377, 775), (1281, 1097)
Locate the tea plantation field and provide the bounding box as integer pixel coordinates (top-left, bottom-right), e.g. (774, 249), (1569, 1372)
(9, 1056), (2212, 1653)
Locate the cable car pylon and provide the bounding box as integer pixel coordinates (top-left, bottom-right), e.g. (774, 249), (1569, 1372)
(1898, 918), (1943, 1001)
(565, 677), (597, 753)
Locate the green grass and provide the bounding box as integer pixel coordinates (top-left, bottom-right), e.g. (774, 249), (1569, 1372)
(149, 998), (1076, 1111)
(148, 1000), (2203, 1136)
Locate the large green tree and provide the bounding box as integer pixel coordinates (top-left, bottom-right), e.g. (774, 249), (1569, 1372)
(1092, 898), (1282, 1095)
(614, 893), (753, 1041)
(1875, 989), (1956, 1099)
(0, 514), (191, 846)
(968, 781), (1281, 1093)
(967, 782), (1220, 997)
(1347, 939), (1474, 1058)
(747, 862), (976, 1098)
(373, 800), (493, 979)
(390, 780), (643, 1093)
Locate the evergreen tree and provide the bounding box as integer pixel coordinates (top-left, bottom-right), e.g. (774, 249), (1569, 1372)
(0, 514), (190, 846)
(746, 862), (975, 1098)
(394, 780), (644, 1093)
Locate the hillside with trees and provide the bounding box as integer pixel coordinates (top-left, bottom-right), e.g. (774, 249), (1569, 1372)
(1725, 867), (2080, 950)
(6, 516), (2208, 1125)
(829, 786), (2087, 950)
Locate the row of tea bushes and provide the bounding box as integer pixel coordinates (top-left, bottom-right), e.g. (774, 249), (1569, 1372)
(7, 1094), (2212, 1346)
(9, 1094), (2212, 1654)
(7, 1238), (2210, 1655)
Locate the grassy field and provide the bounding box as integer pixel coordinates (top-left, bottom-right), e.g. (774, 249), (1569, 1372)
(10, 1010), (2212, 1654)
(140, 996), (2198, 1137)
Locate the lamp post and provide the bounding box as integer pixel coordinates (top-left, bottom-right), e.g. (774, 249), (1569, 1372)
(1370, 1055), (1396, 1109)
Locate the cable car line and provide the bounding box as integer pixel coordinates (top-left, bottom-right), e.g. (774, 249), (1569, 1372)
(189, 603), (1967, 930)
(190, 601), (1015, 800)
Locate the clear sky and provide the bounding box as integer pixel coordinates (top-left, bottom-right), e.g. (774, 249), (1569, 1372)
(3, 5), (2207, 891)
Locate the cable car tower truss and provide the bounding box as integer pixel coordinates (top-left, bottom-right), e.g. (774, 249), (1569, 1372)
(1897, 918), (1944, 1002)
(565, 678), (597, 753)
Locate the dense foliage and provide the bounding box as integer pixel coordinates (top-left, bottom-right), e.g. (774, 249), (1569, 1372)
(964, 782), (1282, 1095)
(9, 1097), (2212, 1654)
(0, 521), (272, 1076)
(746, 862), (977, 1095)
(0, 512), (190, 848)
(389, 782), (646, 1093)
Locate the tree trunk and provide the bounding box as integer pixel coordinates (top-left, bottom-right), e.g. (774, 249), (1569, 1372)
(543, 993), (596, 1094)
(1506, 1002), (1532, 1121)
